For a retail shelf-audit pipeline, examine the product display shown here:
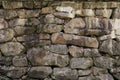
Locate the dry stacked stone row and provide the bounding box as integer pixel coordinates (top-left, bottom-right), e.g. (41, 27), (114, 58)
(0, 1), (120, 80)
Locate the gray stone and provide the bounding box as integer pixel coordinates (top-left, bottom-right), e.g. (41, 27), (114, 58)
(0, 18), (8, 29)
(110, 67), (120, 73)
(44, 14), (55, 24)
(26, 18), (40, 26)
(78, 75), (95, 80)
(43, 24), (63, 33)
(69, 46), (83, 57)
(0, 29), (14, 43)
(23, 1), (33, 9)
(50, 45), (68, 54)
(78, 69), (91, 76)
(41, 7), (54, 14)
(109, 19), (120, 30)
(96, 74), (114, 80)
(0, 76), (11, 80)
(112, 8), (120, 18)
(82, 9), (95, 17)
(39, 34), (50, 40)
(13, 55), (28, 67)
(70, 58), (93, 69)
(4, 10), (17, 19)
(94, 56), (115, 69)
(53, 68), (78, 80)
(112, 73), (120, 80)
(0, 42), (25, 56)
(28, 67), (52, 79)
(27, 47), (69, 67)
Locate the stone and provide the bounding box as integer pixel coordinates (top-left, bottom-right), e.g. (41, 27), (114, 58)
(2, 1), (23, 9)
(0, 29), (14, 43)
(0, 76), (11, 80)
(23, 1), (33, 9)
(69, 46), (83, 57)
(94, 56), (115, 69)
(83, 2), (96, 9)
(109, 19), (120, 30)
(82, 9), (94, 17)
(0, 18), (8, 29)
(70, 58), (93, 69)
(50, 45), (68, 54)
(12, 55), (28, 67)
(4, 10), (17, 19)
(39, 34), (50, 40)
(78, 75), (95, 80)
(14, 26), (36, 36)
(110, 67), (120, 73)
(28, 67), (52, 79)
(54, 6), (75, 18)
(64, 28), (81, 35)
(43, 24), (63, 33)
(34, 1), (41, 8)
(0, 57), (12, 66)
(64, 18), (85, 29)
(112, 73), (120, 80)
(95, 9), (112, 18)
(78, 69), (91, 76)
(41, 7), (54, 14)
(44, 14), (55, 24)
(9, 19), (27, 27)
(53, 68), (78, 80)
(51, 32), (67, 44)
(27, 47), (69, 67)
(0, 42), (25, 56)
(96, 74), (114, 80)
(26, 18), (40, 26)
(92, 67), (108, 76)
(112, 8), (120, 19)
(17, 9), (40, 18)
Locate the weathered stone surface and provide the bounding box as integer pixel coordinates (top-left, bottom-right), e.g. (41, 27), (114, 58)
(0, 76), (11, 80)
(23, 1), (33, 9)
(78, 69), (91, 76)
(27, 48), (69, 67)
(26, 18), (40, 26)
(2, 1), (23, 9)
(0, 57), (12, 66)
(14, 26), (36, 36)
(28, 67), (52, 79)
(43, 24), (63, 33)
(94, 56), (115, 69)
(96, 74), (114, 80)
(9, 19), (27, 27)
(17, 9), (40, 18)
(54, 6), (75, 18)
(0, 42), (25, 56)
(112, 8), (120, 19)
(96, 9), (112, 18)
(69, 46), (83, 57)
(0, 29), (14, 43)
(82, 9), (94, 17)
(41, 7), (54, 14)
(12, 55), (28, 67)
(109, 19), (120, 30)
(0, 18), (8, 29)
(112, 73), (120, 80)
(50, 45), (68, 54)
(64, 18), (85, 29)
(70, 58), (93, 69)
(39, 34), (50, 40)
(53, 68), (78, 80)
(78, 75), (95, 80)
(4, 10), (17, 19)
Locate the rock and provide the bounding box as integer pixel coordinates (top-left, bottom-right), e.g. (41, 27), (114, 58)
(110, 67), (120, 73)
(4, 10), (17, 19)
(94, 56), (115, 69)
(23, 1), (33, 9)
(53, 68), (78, 80)
(78, 75), (95, 80)
(17, 9), (40, 18)
(39, 34), (50, 40)
(64, 28), (82, 35)
(69, 46), (83, 57)
(112, 8), (120, 18)
(27, 47), (69, 67)
(0, 76), (11, 80)
(28, 67), (52, 79)
(44, 14), (55, 24)
(2, 1), (23, 9)
(64, 18), (85, 29)
(41, 7), (54, 14)
(9, 19), (27, 27)
(26, 18), (40, 26)
(92, 67), (108, 76)
(14, 26), (36, 36)
(0, 18), (8, 29)
(0, 57), (12, 66)
(96, 74), (114, 80)
(0, 29), (14, 43)
(82, 9), (94, 17)
(109, 19), (120, 30)
(34, 1), (41, 8)
(54, 6), (75, 18)
(95, 9), (112, 18)
(43, 24), (63, 33)
(0, 42), (25, 56)
(12, 55), (28, 67)
(78, 69), (91, 76)
(70, 58), (93, 69)
(50, 45), (68, 54)
(112, 73), (120, 80)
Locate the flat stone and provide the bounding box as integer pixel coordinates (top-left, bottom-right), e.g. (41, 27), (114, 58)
(53, 68), (78, 80)
(0, 18), (8, 29)
(0, 42), (25, 56)
(0, 29), (14, 43)
(94, 56), (115, 69)
(82, 9), (94, 17)
(26, 18), (40, 26)
(39, 34), (50, 40)
(23, 1), (33, 9)
(70, 58), (93, 69)
(78, 75), (95, 80)
(27, 48), (69, 67)
(4, 10), (17, 19)
(50, 45), (68, 54)
(12, 55), (28, 67)
(28, 67), (52, 79)
(41, 7), (54, 14)
(109, 19), (120, 30)
(78, 69), (91, 76)
(69, 46), (83, 57)
(112, 8), (120, 19)
(96, 74), (114, 80)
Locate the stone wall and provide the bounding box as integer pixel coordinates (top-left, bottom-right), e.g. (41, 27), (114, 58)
(1, 1), (120, 80)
